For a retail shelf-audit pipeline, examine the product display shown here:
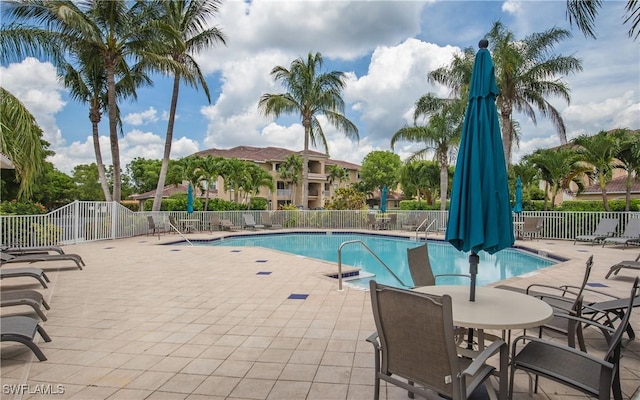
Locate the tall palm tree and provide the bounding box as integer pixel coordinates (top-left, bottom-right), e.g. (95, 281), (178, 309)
(258, 52), (359, 209)
(151, 0), (227, 211)
(487, 21), (583, 165)
(573, 131), (621, 211)
(566, 0), (640, 40)
(391, 95), (464, 211)
(62, 54), (150, 202)
(3, 0), (164, 202)
(0, 87), (47, 198)
(326, 164), (349, 197)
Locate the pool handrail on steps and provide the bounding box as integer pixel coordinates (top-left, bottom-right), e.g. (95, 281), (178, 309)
(336, 240), (407, 291)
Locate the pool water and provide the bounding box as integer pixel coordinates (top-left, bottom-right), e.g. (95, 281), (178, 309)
(196, 232), (556, 289)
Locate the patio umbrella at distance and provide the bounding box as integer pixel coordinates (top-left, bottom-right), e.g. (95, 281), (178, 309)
(513, 176), (523, 214)
(444, 39), (514, 301)
(380, 185), (387, 213)
(187, 183), (194, 214)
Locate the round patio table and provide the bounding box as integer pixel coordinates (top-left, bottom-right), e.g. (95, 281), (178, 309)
(413, 285), (553, 330)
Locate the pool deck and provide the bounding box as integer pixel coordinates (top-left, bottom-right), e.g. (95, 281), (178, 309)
(1, 228), (639, 400)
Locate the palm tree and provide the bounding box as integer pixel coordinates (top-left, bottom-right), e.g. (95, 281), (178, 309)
(62, 53), (150, 202)
(326, 164), (348, 198)
(244, 164), (275, 204)
(526, 147), (588, 209)
(278, 154), (303, 205)
(487, 21), (583, 165)
(573, 131), (621, 211)
(613, 129), (640, 211)
(258, 52), (359, 209)
(220, 158), (249, 202)
(566, 0), (640, 40)
(151, 0), (227, 211)
(196, 155), (224, 211)
(391, 95), (464, 211)
(3, 0), (164, 202)
(0, 87), (47, 198)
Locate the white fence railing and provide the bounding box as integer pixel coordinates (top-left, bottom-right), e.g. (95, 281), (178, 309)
(0, 200), (637, 246)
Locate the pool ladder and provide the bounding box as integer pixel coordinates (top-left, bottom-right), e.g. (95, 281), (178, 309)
(336, 240), (406, 291)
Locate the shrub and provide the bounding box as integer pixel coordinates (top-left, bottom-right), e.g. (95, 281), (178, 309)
(0, 200), (47, 215)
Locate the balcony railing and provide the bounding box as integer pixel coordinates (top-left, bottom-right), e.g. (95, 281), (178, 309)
(1, 200), (637, 246)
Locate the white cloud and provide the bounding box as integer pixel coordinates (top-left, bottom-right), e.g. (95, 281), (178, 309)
(124, 107), (159, 126)
(0, 58), (67, 148)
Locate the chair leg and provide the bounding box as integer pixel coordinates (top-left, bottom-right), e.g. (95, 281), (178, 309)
(408, 380), (415, 399)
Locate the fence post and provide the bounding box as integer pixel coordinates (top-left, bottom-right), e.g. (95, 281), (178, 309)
(111, 201), (118, 240)
(73, 200), (80, 244)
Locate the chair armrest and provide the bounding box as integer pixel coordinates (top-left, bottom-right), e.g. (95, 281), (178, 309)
(511, 334), (615, 370)
(435, 273), (471, 280)
(366, 332), (380, 348)
(461, 339), (506, 377)
(526, 283), (579, 297)
(559, 285), (620, 300)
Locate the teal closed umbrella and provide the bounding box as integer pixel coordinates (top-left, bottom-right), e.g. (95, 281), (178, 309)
(513, 176), (523, 213)
(187, 184), (194, 214)
(380, 185), (387, 213)
(445, 39), (514, 301)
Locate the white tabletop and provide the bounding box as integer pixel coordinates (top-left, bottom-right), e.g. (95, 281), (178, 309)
(413, 285), (553, 330)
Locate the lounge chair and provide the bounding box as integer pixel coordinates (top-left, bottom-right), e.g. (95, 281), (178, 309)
(367, 280), (508, 400)
(1, 251), (84, 270)
(509, 277), (639, 400)
(220, 219), (240, 231)
(168, 215), (182, 234)
(1, 315), (52, 361)
(605, 253), (640, 278)
(574, 217), (619, 245)
(242, 214), (265, 230)
(0, 266), (50, 288)
(147, 216), (167, 237)
(2, 245), (66, 255)
(207, 214), (222, 231)
(521, 217), (543, 240)
(367, 213), (383, 230)
(407, 243), (470, 288)
(602, 218), (640, 247)
(260, 212), (282, 229)
(1, 290), (50, 321)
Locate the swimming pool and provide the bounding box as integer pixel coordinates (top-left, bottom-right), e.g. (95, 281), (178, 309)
(193, 232), (557, 288)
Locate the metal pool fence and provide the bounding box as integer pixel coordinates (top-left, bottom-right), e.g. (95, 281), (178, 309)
(0, 200), (637, 247)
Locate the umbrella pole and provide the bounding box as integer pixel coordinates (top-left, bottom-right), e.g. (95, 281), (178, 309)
(469, 252), (479, 302)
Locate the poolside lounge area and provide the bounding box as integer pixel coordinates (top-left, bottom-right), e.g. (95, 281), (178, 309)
(1, 229), (639, 399)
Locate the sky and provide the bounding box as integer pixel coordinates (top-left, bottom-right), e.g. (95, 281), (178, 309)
(2, 0), (639, 175)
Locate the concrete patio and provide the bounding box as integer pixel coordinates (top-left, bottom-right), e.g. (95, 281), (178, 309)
(1, 230), (639, 399)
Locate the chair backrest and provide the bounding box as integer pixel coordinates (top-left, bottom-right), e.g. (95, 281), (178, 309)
(243, 214), (256, 226)
(260, 212), (271, 224)
(389, 214), (397, 224)
(593, 218), (619, 235)
(621, 218), (640, 237)
(147, 216), (156, 229)
(169, 215), (178, 227)
(367, 213), (376, 225)
(369, 280), (459, 397)
(407, 244), (436, 287)
(523, 217), (542, 232)
(604, 276), (640, 363)
(210, 214), (220, 225)
(571, 255), (594, 312)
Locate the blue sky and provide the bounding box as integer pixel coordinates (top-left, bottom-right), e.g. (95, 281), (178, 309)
(2, 0), (638, 175)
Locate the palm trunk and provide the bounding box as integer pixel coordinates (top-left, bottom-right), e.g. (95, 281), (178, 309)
(106, 63), (121, 202)
(302, 121), (310, 210)
(89, 102), (112, 202)
(499, 102), (513, 167)
(626, 173), (633, 211)
(153, 75), (181, 211)
(438, 151), (448, 211)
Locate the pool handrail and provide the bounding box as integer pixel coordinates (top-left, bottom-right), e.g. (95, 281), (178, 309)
(336, 240), (407, 291)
